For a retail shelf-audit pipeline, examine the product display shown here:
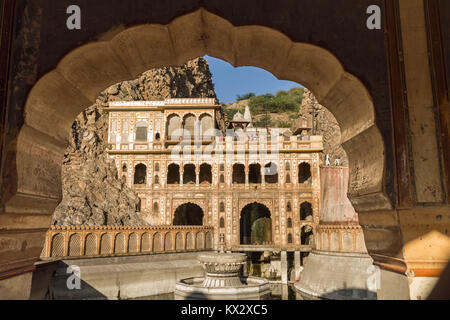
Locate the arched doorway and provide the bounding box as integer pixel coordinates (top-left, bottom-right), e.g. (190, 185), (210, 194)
(240, 203), (272, 245)
(173, 203), (204, 226)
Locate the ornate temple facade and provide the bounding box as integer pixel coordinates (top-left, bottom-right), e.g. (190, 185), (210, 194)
(106, 98), (323, 252)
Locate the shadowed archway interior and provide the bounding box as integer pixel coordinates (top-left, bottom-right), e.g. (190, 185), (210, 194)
(240, 203), (272, 245)
(173, 203), (204, 226)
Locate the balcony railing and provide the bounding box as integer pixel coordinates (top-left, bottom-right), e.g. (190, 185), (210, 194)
(41, 225), (214, 259)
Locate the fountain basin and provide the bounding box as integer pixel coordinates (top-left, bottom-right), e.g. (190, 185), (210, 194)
(175, 277), (271, 300)
(175, 252), (270, 300)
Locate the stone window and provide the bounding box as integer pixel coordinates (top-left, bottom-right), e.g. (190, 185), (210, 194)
(232, 164), (245, 184)
(183, 114), (196, 139)
(199, 163), (212, 184)
(265, 162), (278, 184)
(286, 174), (291, 184)
(183, 164), (196, 184)
(220, 174), (225, 184)
(219, 164), (225, 172)
(122, 163), (127, 172)
(298, 162), (312, 183)
(300, 202), (313, 221)
(287, 201), (292, 212)
(220, 202), (225, 212)
(134, 164), (147, 185)
(287, 218), (292, 228)
(153, 202), (159, 213)
(154, 175), (159, 185)
(136, 121), (148, 142)
(220, 217), (225, 228)
(200, 114), (213, 140)
(249, 163), (261, 184)
(121, 121), (129, 143)
(110, 121), (117, 143)
(167, 164), (180, 184)
(155, 163), (160, 172)
(167, 114), (182, 140)
(288, 233), (293, 244)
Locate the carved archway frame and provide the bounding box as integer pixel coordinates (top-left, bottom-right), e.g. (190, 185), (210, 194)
(238, 200), (273, 216)
(1, 9), (391, 275)
(171, 200), (208, 224)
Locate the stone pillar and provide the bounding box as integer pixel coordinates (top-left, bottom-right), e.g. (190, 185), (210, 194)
(294, 251), (301, 281)
(245, 166), (249, 187)
(196, 165), (200, 186)
(281, 251), (288, 284)
(261, 167), (266, 188)
(180, 166), (184, 186)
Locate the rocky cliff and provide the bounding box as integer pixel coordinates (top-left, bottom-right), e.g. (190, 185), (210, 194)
(52, 57), (217, 226)
(293, 89), (349, 166)
(223, 89), (348, 167)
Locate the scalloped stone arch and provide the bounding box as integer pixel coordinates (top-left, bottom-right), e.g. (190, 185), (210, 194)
(5, 9), (391, 227)
(239, 200), (274, 215)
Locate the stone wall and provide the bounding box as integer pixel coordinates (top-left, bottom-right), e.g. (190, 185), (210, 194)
(49, 253), (206, 300)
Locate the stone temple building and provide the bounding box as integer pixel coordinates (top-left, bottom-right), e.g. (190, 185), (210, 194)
(106, 98), (322, 252)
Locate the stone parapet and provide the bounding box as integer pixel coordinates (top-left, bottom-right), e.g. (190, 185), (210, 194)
(41, 225), (214, 259)
(315, 224), (367, 254)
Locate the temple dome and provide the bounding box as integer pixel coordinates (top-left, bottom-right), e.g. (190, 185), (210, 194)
(232, 111), (245, 122)
(244, 106), (252, 122)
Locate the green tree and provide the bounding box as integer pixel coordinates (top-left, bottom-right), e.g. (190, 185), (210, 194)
(277, 121), (292, 128)
(236, 92), (256, 101)
(248, 87), (304, 115)
(255, 114), (272, 127)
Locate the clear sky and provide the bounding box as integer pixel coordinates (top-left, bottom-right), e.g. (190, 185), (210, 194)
(204, 55), (302, 103)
